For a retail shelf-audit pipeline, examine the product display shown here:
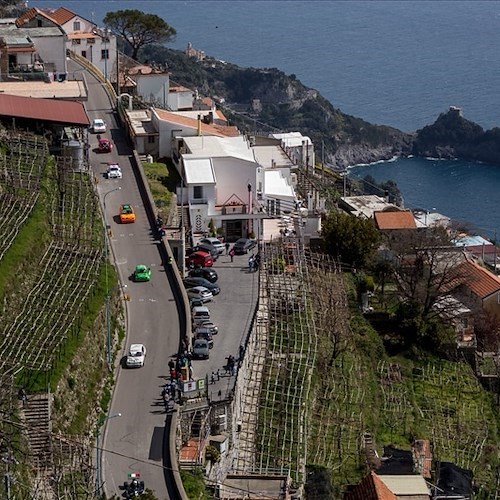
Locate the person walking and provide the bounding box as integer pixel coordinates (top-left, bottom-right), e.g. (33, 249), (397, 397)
(18, 388), (27, 408)
(225, 242), (230, 255)
(229, 247), (235, 262)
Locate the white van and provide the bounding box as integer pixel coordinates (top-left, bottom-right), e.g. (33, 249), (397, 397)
(192, 305), (210, 326)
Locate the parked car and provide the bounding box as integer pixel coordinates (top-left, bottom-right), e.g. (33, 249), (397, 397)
(189, 297), (204, 309)
(233, 238), (257, 254)
(91, 118), (106, 133)
(186, 250), (213, 268)
(183, 277), (220, 295)
(126, 343), (146, 368)
(194, 328), (214, 348)
(189, 243), (219, 261)
(133, 264), (151, 282)
(119, 204), (135, 223)
(195, 320), (219, 335)
(192, 305), (210, 326)
(106, 163), (122, 179)
(187, 267), (218, 283)
(199, 237), (225, 255)
(195, 321), (218, 335)
(98, 137), (113, 153)
(192, 338), (210, 359)
(186, 286), (213, 302)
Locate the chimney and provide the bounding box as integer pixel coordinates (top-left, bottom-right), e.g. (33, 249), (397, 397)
(208, 111), (214, 124)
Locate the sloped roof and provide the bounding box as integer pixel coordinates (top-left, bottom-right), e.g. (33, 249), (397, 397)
(47, 7), (76, 26)
(154, 109), (239, 137)
(184, 158), (215, 184)
(0, 94), (89, 126)
(374, 210), (417, 230)
(448, 259), (500, 299)
(377, 475), (430, 496)
(15, 7), (55, 27)
(345, 472), (396, 500)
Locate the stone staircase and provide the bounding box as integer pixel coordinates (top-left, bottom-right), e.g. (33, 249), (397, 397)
(21, 393), (52, 470)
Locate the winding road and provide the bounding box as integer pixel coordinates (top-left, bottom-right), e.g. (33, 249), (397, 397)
(76, 60), (180, 499)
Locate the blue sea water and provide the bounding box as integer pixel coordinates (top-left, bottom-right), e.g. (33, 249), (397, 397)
(30, 0), (500, 233)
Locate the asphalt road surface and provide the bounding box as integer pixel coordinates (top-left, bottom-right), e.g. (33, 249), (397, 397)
(75, 61), (181, 500)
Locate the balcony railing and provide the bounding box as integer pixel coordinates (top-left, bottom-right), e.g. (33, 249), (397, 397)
(189, 198), (208, 205)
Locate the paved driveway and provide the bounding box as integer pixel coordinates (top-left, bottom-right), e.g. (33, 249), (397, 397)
(188, 251), (259, 402)
(75, 61), (180, 500)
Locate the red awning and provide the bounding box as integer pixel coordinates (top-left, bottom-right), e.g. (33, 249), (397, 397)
(0, 94), (89, 126)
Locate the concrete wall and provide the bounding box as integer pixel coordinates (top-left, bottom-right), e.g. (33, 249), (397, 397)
(212, 157), (258, 205)
(32, 35), (67, 73)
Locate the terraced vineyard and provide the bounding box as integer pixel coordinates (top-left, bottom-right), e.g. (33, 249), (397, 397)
(0, 136), (47, 261)
(0, 147), (102, 373)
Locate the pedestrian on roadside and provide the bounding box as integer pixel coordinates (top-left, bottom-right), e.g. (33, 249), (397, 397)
(229, 247), (235, 262)
(225, 242), (230, 255)
(18, 388), (27, 408)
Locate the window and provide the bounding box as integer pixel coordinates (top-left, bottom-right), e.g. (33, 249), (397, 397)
(81, 50), (87, 58)
(72, 39), (81, 45)
(101, 49), (109, 60)
(37, 19), (42, 27)
(193, 186), (203, 199)
(73, 21), (80, 31)
(148, 136), (155, 144)
(87, 38), (95, 44)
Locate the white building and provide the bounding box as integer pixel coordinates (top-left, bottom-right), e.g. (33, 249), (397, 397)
(269, 131), (315, 170)
(178, 135), (298, 239)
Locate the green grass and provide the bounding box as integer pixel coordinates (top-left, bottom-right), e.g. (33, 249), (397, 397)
(143, 160), (180, 217)
(180, 468), (209, 499)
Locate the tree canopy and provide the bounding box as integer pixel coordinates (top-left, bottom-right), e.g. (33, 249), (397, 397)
(103, 9), (176, 60)
(321, 210), (380, 269)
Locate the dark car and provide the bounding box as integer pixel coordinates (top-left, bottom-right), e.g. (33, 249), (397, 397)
(188, 267), (218, 283)
(183, 277), (220, 295)
(233, 238), (257, 255)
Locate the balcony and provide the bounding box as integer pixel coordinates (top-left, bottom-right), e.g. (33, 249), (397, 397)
(189, 198), (208, 205)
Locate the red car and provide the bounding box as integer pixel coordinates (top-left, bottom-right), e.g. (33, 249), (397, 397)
(98, 137), (113, 153)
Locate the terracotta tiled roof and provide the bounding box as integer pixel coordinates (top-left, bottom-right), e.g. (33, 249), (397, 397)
(154, 109), (240, 137)
(0, 94), (89, 126)
(48, 7), (76, 26)
(449, 260), (500, 299)
(374, 210), (417, 230)
(345, 472), (396, 500)
(15, 7), (40, 27)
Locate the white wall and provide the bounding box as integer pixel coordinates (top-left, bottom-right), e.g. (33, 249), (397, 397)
(212, 157), (258, 206)
(136, 74), (170, 107)
(167, 90), (193, 111)
(31, 35), (67, 73)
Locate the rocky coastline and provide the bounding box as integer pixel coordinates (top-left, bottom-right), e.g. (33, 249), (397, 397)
(151, 47), (500, 168)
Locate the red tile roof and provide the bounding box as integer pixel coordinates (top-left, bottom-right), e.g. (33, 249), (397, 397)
(154, 109), (240, 137)
(449, 260), (500, 299)
(0, 94), (89, 126)
(374, 210), (417, 230)
(344, 472), (396, 500)
(48, 7), (76, 26)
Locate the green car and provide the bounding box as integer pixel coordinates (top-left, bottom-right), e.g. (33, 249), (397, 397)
(133, 264), (151, 282)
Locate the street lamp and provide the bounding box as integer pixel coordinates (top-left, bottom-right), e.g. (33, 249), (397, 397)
(103, 187), (121, 368)
(95, 412), (121, 495)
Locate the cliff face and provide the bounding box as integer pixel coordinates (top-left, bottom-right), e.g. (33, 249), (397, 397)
(413, 108), (500, 164)
(144, 47), (499, 166)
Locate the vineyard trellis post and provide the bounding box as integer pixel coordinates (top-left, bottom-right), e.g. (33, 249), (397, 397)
(103, 187), (121, 368)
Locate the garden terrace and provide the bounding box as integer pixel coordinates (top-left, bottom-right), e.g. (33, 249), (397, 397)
(0, 158), (102, 373)
(256, 238), (317, 484)
(0, 135), (47, 261)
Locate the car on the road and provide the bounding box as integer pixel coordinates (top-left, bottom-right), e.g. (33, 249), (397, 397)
(119, 204), (136, 223)
(133, 264), (151, 282)
(194, 328), (214, 348)
(199, 237), (225, 255)
(186, 286), (213, 302)
(106, 163), (122, 179)
(187, 267), (218, 283)
(98, 137), (113, 153)
(192, 338), (210, 359)
(233, 238), (257, 254)
(91, 118), (106, 133)
(126, 344), (146, 368)
(195, 321), (218, 335)
(123, 473), (145, 497)
(183, 277), (220, 295)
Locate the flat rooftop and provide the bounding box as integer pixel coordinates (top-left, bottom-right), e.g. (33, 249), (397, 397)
(0, 80), (87, 100)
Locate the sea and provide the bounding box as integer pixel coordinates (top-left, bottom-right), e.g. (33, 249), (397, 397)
(30, 0), (500, 237)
